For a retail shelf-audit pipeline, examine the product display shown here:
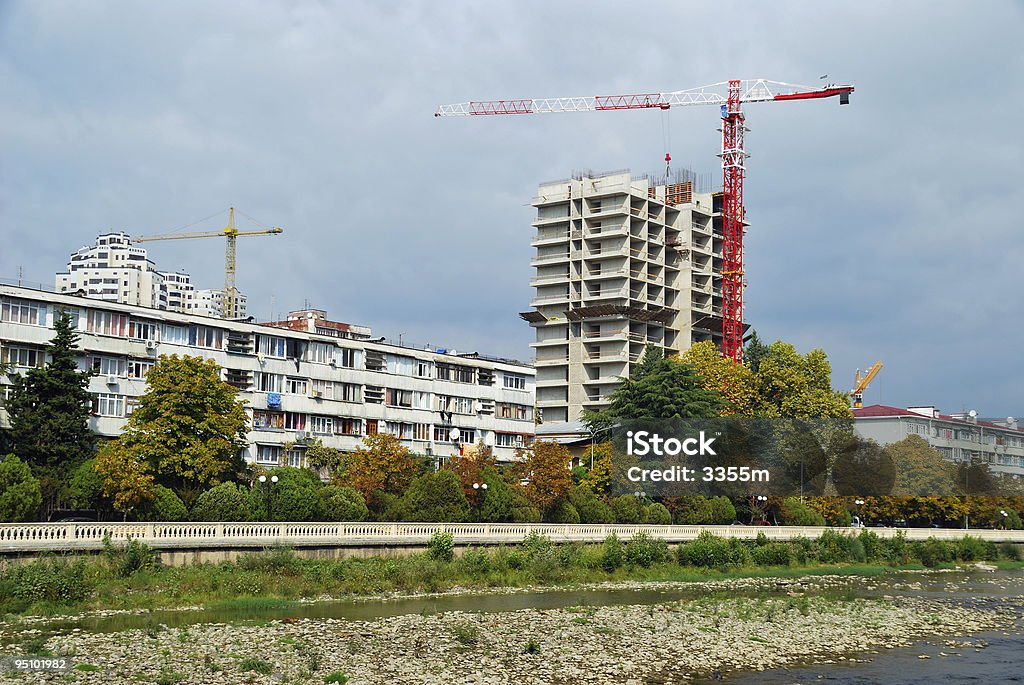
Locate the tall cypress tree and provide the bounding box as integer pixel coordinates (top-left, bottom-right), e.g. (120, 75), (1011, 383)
(7, 309), (96, 511)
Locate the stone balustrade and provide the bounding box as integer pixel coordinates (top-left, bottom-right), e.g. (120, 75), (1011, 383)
(2, 521), (1023, 554)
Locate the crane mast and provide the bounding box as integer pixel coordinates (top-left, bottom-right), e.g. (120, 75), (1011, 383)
(136, 208), (283, 319)
(436, 78), (853, 363)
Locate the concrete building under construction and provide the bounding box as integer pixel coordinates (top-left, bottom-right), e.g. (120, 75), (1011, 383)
(523, 169), (741, 424)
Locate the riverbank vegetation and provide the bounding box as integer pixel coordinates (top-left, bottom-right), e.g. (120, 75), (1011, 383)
(1, 530), (1020, 617)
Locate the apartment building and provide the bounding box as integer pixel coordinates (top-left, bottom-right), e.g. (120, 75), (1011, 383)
(0, 284), (536, 467)
(524, 169), (734, 423)
(55, 233), (246, 317)
(853, 404), (1024, 478)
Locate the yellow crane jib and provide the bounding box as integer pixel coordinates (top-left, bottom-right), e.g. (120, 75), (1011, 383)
(851, 360), (883, 409)
(136, 208), (283, 319)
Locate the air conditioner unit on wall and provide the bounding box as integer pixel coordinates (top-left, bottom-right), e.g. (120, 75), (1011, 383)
(106, 375), (117, 385)
(146, 340), (158, 350)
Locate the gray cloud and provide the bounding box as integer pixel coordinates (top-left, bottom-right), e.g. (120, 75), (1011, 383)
(1, 1), (1021, 414)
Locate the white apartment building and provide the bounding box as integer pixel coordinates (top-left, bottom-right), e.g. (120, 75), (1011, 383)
(853, 404), (1024, 479)
(55, 233), (246, 317)
(0, 284), (536, 467)
(525, 170), (735, 424)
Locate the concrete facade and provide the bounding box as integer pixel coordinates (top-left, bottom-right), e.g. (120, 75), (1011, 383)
(0, 284), (536, 466)
(524, 170), (729, 423)
(853, 404), (1024, 478)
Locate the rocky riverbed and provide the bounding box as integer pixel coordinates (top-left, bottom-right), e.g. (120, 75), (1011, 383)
(3, 579), (1019, 685)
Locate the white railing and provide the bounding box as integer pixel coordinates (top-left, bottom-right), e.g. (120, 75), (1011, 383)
(2, 522), (1023, 553)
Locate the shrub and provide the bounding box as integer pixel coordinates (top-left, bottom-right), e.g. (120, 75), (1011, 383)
(644, 503), (672, 525)
(319, 485), (369, 522)
(137, 485), (188, 522)
(780, 497), (826, 526)
(882, 531), (911, 564)
(548, 500), (580, 524)
(458, 547), (490, 575)
(324, 674), (349, 685)
(912, 538), (955, 567)
(708, 496), (737, 525)
(625, 532), (670, 568)
(428, 531), (455, 562)
(8, 557), (92, 604)
(238, 657), (272, 674)
(673, 496), (714, 525)
(997, 542), (1022, 561)
(190, 482), (252, 522)
(857, 530), (884, 562)
(600, 533), (624, 572)
(956, 535), (996, 562)
(394, 471), (469, 523)
(567, 488), (615, 524)
(0, 454), (42, 522)
(249, 469), (323, 522)
(236, 545), (302, 575)
(106, 538), (157, 577)
(750, 542), (793, 567)
(815, 529), (855, 564)
(677, 531), (734, 568)
(610, 495), (646, 524)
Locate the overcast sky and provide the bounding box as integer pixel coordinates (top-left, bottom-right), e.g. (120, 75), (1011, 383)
(2, 2), (1022, 415)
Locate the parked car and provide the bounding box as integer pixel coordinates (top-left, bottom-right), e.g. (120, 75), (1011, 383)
(850, 516), (864, 528)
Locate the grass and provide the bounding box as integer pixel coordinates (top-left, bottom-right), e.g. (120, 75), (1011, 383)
(2, 536), (1020, 618)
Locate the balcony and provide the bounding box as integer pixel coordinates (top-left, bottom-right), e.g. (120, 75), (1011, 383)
(530, 232), (571, 248)
(530, 252), (571, 266)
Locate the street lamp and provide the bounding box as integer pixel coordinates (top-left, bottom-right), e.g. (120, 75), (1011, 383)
(854, 499), (865, 527)
(1000, 509), (1009, 530)
(754, 495), (768, 524)
(258, 474), (279, 521)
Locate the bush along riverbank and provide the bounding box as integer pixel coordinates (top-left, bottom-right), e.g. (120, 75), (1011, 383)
(0, 530), (1021, 617)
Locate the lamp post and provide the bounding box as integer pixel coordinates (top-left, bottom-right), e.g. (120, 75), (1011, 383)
(258, 474), (279, 521)
(1000, 509), (1009, 530)
(755, 495), (768, 524)
(854, 498), (865, 527)
(472, 481), (488, 508)
(589, 425), (613, 470)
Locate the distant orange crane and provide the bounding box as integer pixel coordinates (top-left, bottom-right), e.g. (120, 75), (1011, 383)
(136, 208), (283, 319)
(851, 361), (883, 408)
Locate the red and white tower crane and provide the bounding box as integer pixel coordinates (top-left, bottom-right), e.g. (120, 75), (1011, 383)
(435, 78), (853, 363)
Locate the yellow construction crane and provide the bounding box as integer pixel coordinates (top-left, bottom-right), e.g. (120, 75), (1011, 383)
(851, 360), (883, 409)
(136, 208), (283, 319)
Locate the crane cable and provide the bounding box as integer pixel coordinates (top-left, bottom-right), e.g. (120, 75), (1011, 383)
(661, 108), (672, 179)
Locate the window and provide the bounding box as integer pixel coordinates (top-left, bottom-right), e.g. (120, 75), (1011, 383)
(386, 388), (413, 408)
(412, 391), (431, 410)
(252, 410), (285, 430)
(504, 373), (527, 390)
(307, 341), (335, 364)
(339, 348), (358, 368)
(287, 448), (304, 468)
(125, 397), (141, 416)
(95, 393), (124, 417)
(437, 395), (474, 415)
(86, 310), (128, 337)
(498, 403), (531, 421)
(433, 425), (474, 444)
(127, 359), (154, 379)
(256, 444), (282, 465)
(1, 346), (43, 368)
(1, 298), (44, 326)
(415, 360), (432, 378)
(128, 319), (157, 340)
(311, 378), (334, 400)
(92, 356), (126, 377)
(496, 433), (526, 448)
(386, 422), (413, 439)
(284, 412), (306, 430)
(310, 415), (334, 435)
(284, 377), (308, 395)
(189, 325), (224, 350)
(386, 355), (416, 376)
(436, 363), (475, 383)
(161, 324), (188, 345)
(413, 424), (430, 441)
(255, 372), (282, 393)
(255, 335), (283, 357)
(338, 383), (361, 403)
(338, 418), (362, 436)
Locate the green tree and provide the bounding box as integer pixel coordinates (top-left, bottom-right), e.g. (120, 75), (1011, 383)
(568, 486), (615, 523)
(66, 458), (105, 512)
(319, 484), (369, 522)
(99, 355), (248, 503)
(585, 345), (724, 429)
(5, 310), (95, 513)
(476, 467), (539, 523)
(0, 454), (42, 522)
(249, 468), (323, 521)
(304, 439), (345, 480)
(579, 441), (614, 494)
(94, 443), (156, 517)
(137, 484), (188, 522)
(885, 436), (958, 496)
(681, 341), (756, 417)
(190, 481), (253, 521)
(343, 433), (421, 509)
(391, 470), (469, 522)
(752, 342), (851, 418)
(743, 330), (770, 373)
